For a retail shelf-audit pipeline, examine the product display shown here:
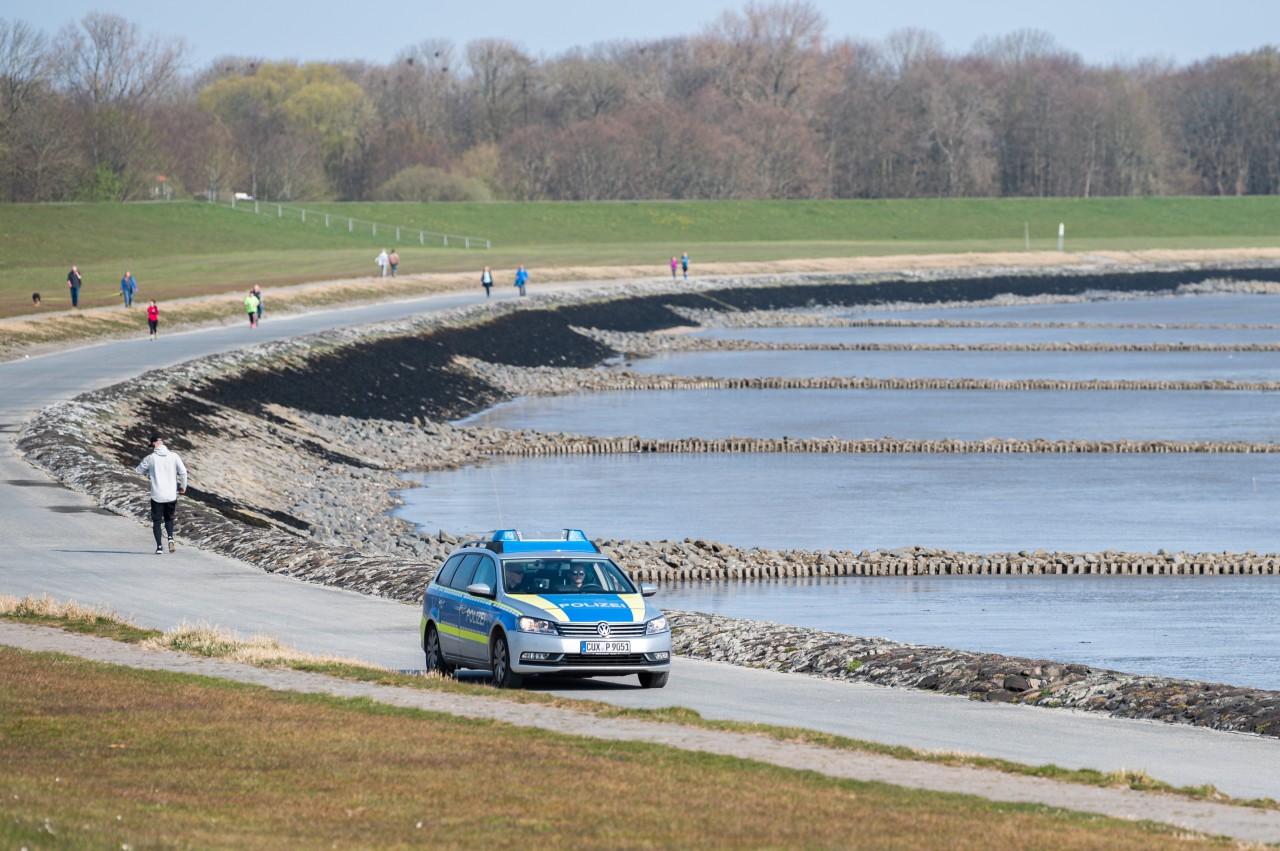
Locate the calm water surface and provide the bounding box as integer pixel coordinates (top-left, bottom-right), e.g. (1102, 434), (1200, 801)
(863, 292), (1280, 325)
(398, 453), (1280, 553)
(658, 575), (1280, 691)
(693, 325), (1280, 345)
(625, 349), (1280, 382)
(461, 389), (1280, 442)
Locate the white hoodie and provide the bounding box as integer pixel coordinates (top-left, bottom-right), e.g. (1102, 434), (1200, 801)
(136, 444), (188, 502)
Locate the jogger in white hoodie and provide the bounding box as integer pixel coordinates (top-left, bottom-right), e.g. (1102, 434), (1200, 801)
(135, 433), (188, 554)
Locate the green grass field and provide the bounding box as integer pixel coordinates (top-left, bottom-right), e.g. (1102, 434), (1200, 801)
(0, 646), (1234, 849)
(3, 196), (1280, 319)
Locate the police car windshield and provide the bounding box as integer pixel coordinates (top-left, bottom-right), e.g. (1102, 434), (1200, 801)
(503, 558), (634, 595)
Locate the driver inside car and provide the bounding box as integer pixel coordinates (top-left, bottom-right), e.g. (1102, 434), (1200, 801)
(562, 566), (587, 592)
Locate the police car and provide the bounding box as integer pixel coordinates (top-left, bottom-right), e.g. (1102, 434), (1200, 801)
(420, 529), (671, 689)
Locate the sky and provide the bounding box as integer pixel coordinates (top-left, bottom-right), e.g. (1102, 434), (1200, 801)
(18, 1), (1280, 71)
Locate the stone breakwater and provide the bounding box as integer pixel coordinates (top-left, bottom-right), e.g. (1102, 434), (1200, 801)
(16, 266), (1280, 737)
(581, 327), (1280, 355)
(666, 306), (1280, 331)
(458, 357), (1280, 394)
(668, 610), (1280, 738)
(486, 434), (1280, 457)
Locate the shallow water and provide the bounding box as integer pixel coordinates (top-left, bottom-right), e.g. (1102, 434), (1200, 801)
(693, 324), (1280, 346)
(624, 349), (1280, 382)
(864, 291), (1280, 325)
(657, 574), (1280, 691)
(397, 452), (1280, 553)
(460, 388), (1280, 443)
(398, 291), (1280, 688)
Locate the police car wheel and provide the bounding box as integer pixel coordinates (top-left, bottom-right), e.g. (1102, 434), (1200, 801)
(491, 634), (524, 689)
(424, 625), (454, 676)
(638, 671), (669, 689)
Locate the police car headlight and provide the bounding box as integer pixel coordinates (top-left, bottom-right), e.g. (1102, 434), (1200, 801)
(645, 615), (669, 635)
(516, 616), (558, 635)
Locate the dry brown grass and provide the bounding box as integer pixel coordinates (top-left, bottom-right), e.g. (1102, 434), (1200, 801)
(0, 593), (122, 622)
(142, 621), (374, 668)
(0, 594), (156, 643)
(0, 646), (1231, 849)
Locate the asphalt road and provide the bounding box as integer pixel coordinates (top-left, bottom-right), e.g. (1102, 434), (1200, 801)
(3, 284), (1279, 802)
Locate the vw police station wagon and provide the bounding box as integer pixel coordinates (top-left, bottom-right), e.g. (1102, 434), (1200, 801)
(420, 529), (672, 689)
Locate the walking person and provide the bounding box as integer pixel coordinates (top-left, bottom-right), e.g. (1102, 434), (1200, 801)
(244, 289), (260, 328)
(388, 250), (399, 277)
(681, 252), (689, 280)
(481, 266), (493, 298)
(514, 264), (528, 297)
(121, 270), (138, 308)
(67, 265), (82, 308)
(669, 256), (679, 280)
(136, 433), (187, 555)
(252, 284), (263, 323)
(146, 299), (159, 339)
(375, 249), (389, 279)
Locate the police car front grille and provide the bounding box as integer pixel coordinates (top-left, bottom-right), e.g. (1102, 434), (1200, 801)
(559, 653), (652, 666)
(557, 623), (647, 637)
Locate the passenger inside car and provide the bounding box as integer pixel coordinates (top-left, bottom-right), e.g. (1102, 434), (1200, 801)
(503, 562), (529, 593)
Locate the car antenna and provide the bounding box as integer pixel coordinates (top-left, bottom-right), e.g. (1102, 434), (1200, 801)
(488, 466), (505, 527)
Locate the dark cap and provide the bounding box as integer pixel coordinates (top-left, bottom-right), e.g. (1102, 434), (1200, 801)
(149, 433), (162, 444)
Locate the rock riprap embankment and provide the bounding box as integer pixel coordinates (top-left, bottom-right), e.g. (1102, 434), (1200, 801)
(17, 265), (1280, 738)
(669, 611), (1280, 737)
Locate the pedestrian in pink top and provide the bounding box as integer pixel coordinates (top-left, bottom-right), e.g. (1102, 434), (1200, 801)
(670, 256), (679, 280)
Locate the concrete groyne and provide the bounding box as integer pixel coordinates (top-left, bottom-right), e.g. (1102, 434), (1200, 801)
(486, 434), (1280, 456)
(581, 327), (1280, 356)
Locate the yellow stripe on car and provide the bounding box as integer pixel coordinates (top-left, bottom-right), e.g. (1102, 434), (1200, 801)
(439, 621), (488, 645)
(619, 594), (646, 621)
(507, 593), (569, 622)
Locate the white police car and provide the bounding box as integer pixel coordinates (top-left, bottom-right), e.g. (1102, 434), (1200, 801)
(420, 530), (672, 688)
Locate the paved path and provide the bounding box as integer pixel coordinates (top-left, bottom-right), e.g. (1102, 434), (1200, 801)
(2, 281), (1279, 821)
(5, 621), (1280, 844)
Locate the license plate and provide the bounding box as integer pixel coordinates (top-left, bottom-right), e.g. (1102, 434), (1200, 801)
(581, 640), (630, 654)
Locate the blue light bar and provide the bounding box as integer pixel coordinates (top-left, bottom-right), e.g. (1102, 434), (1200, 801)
(483, 529), (598, 553)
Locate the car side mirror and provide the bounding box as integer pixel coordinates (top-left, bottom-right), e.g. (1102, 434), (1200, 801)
(640, 583), (658, 597)
(466, 582), (494, 599)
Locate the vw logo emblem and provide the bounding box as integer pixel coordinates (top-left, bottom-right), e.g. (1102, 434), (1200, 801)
(596, 622), (612, 637)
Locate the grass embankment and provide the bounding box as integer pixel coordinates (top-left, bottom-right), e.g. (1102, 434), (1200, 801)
(0, 646), (1234, 849)
(5, 196), (1280, 322)
(5, 637), (1233, 849)
(2, 596), (1270, 818)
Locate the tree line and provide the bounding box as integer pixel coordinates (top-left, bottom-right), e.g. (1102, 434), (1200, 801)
(3, 4), (1280, 204)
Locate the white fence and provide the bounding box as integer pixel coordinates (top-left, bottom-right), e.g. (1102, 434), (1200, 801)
(220, 197), (492, 249)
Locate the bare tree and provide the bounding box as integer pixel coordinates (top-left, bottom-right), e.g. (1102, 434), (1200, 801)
(916, 59), (996, 196)
(54, 12), (185, 198)
(463, 39), (534, 145)
(696, 1), (826, 110)
(1164, 56), (1253, 195)
(881, 27), (945, 77)
(0, 18), (54, 200)
(541, 48), (633, 126)
(973, 30), (1086, 196)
